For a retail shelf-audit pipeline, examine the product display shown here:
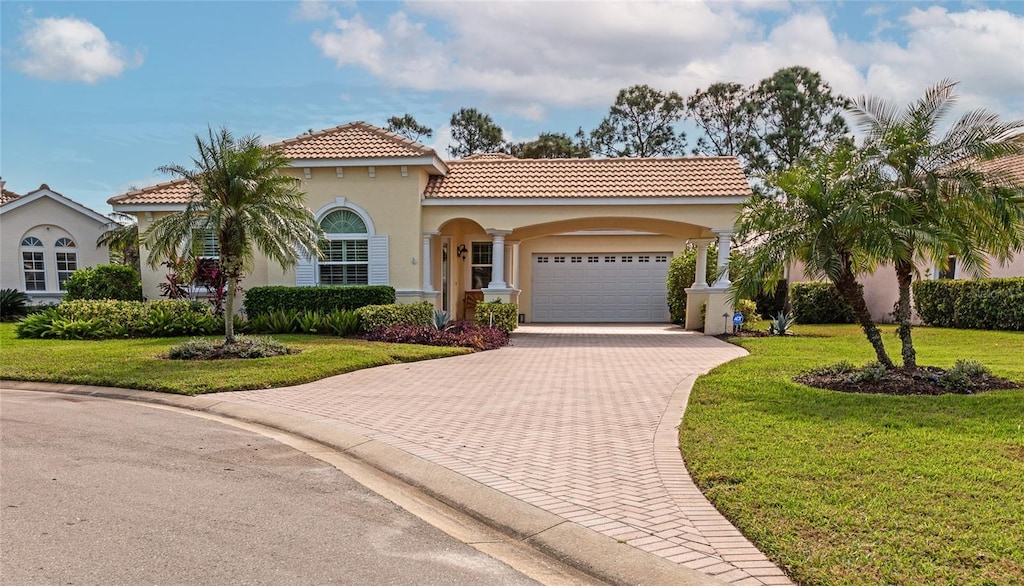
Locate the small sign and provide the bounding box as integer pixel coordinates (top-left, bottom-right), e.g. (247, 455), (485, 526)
(732, 312), (744, 326)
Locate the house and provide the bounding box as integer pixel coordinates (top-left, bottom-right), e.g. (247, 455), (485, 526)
(789, 152), (1024, 322)
(0, 180), (112, 304)
(108, 122), (751, 334)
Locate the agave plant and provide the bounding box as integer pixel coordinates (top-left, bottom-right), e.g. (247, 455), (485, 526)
(768, 311), (796, 336)
(432, 309), (452, 331)
(0, 289), (31, 321)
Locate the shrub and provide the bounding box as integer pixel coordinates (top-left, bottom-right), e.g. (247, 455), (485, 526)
(913, 278), (1024, 331)
(734, 299), (759, 331)
(474, 301), (518, 333)
(366, 322), (508, 351)
(356, 302), (434, 332)
(0, 289), (30, 321)
(14, 299), (216, 339)
(167, 338), (215, 360)
(937, 360), (993, 394)
(807, 360), (857, 377)
(244, 285), (395, 316)
(790, 282), (856, 324)
(754, 279), (788, 319)
(63, 264), (143, 301)
(322, 310), (360, 336)
(846, 362), (888, 384)
(167, 335), (293, 360)
(432, 309), (452, 331)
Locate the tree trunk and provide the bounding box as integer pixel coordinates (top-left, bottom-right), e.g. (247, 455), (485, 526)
(894, 260), (917, 369)
(833, 271), (895, 369)
(224, 265), (237, 345)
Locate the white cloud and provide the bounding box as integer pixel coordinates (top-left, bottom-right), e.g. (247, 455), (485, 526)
(293, 1), (341, 22)
(306, 2), (1024, 122)
(14, 16), (142, 83)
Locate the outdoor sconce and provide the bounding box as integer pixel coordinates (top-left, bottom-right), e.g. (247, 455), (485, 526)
(456, 244), (468, 260)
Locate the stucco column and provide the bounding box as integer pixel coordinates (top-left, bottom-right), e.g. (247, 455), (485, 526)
(422, 231), (438, 293)
(711, 229), (734, 288)
(509, 241), (521, 289)
(689, 238), (714, 289)
(486, 229), (512, 289)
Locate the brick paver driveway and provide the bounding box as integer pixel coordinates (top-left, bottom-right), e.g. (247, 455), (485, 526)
(219, 324), (792, 585)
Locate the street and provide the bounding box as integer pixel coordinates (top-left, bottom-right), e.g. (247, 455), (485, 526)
(0, 390), (538, 585)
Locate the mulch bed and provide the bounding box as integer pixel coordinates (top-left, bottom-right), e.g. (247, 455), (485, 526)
(795, 367), (1020, 396)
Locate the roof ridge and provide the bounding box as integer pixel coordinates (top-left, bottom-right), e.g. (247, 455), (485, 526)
(269, 121), (436, 157)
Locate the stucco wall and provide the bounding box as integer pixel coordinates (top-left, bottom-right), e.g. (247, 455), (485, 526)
(1, 196), (109, 304)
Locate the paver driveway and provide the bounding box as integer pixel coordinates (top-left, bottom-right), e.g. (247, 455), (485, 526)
(219, 324), (792, 585)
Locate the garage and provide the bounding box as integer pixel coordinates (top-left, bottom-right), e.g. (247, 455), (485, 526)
(531, 253), (671, 322)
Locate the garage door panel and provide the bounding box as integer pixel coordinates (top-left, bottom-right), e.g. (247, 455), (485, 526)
(532, 252), (670, 323)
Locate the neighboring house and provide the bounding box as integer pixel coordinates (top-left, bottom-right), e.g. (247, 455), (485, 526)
(790, 153), (1024, 322)
(109, 122), (751, 333)
(0, 180), (112, 304)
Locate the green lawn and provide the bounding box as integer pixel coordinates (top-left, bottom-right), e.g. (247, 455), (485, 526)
(682, 324), (1024, 586)
(0, 323), (468, 395)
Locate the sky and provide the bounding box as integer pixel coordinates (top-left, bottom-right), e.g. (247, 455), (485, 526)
(2, 0), (1023, 215)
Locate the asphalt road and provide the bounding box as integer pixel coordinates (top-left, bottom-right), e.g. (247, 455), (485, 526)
(0, 390), (538, 585)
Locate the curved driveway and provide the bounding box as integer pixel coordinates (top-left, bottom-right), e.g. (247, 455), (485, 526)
(219, 324), (792, 585)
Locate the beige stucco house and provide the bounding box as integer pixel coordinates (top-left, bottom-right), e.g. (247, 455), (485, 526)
(109, 122), (751, 334)
(1, 181), (112, 304)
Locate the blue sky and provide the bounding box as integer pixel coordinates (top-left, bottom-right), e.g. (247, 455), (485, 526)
(2, 0), (1023, 215)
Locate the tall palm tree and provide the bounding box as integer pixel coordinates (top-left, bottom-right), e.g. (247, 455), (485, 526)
(851, 80), (1024, 368)
(735, 142), (897, 368)
(97, 212), (141, 273)
(144, 127), (322, 343)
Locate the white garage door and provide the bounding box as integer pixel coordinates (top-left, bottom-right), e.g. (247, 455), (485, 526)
(531, 253), (671, 322)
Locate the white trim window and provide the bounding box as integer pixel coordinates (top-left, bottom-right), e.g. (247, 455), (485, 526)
(54, 237), (78, 291)
(471, 242), (492, 290)
(319, 209), (369, 285)
(21, 236), (46, 291)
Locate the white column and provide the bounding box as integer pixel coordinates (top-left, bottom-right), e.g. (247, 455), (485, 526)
(689, 238), (714, 289)
(711, 229), (734, 288)
(510, 241), (521, 289)
(422, 232), (438, 293)
(486, 229), (512, 289)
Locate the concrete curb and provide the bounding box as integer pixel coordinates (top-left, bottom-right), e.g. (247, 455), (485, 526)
(2, 380), (724, 586)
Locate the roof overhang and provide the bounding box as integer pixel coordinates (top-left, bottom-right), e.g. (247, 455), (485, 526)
(288, 156), (448, 175)
(111, 203), (188, 213)
(0, 188), (111, 225)
(421, 196), (749, 206)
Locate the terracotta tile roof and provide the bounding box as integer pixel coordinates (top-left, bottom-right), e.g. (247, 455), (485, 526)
(272, 121), (437, 160)
(0, 188), (20, 205)
(975, 153), (1024, 185)
(108, 179), (197, 205)
(423, 156), (752, 199)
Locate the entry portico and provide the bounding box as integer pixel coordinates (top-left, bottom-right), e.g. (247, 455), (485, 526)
(109, 122), (750, 334)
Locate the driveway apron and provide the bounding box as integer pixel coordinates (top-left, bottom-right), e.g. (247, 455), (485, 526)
(218, 324), (792, 585)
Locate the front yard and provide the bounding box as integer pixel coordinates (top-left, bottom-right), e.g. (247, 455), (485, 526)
(0, 323), (467, 394)
(682, 325), (1024, 585)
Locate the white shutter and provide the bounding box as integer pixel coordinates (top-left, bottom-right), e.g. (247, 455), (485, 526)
(368, 234), (389, 285)
(295, 253), (316, 286)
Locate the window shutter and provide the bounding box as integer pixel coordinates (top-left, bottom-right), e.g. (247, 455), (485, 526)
(295, 253), (316, 286)
(368, 234), (389, 285)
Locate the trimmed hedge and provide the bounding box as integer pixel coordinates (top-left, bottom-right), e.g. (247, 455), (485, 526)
(14, 299), (218, 339)
(355, 302), (434, 332)
(63, 264), (143, 301)
(474, 301), (518, 333)
(913, 277), (1024, 331)
(243, 285), (395, 316)
(735, 299), (759, 331)
(790, 281), (856, 324)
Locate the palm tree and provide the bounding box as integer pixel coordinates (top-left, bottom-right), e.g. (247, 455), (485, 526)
(734, 142), (897, 368)
(143, 127), (322, 343)
(851, 80), (1024, 368)
(97, 212), (141, 273)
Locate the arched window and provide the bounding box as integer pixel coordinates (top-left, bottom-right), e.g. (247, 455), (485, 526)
(319, 209), (368, 285)
(54, 237), (78, 290)
(21, 237), (45, 291)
